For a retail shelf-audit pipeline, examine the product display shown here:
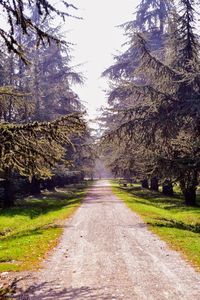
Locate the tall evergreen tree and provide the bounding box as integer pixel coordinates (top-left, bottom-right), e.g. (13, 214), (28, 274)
(103, 0), (173, 80)
(103, 0), (200, 205)
(101, 0), (174, 190)
(0, 1), (87, 207)
(0, 0), (77, 62)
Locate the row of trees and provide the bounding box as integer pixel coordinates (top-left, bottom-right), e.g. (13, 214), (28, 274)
(101, 0), (200, 206)
(0, 1), (95, 208)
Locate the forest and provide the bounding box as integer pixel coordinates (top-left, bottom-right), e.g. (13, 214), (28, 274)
(0, 0), (95, 209)
(0, 0), (200, 207)
(0, 0), (200, 298)
(101, 0), (200, 207)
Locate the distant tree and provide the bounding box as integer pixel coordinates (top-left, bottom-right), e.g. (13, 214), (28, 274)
(134, 0), (172, 33)
(12, 5), (84, 122)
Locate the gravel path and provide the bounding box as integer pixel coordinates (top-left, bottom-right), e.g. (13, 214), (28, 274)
(15, 180), (200, 299)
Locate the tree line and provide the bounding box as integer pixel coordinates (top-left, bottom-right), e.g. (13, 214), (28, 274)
(0, 1), (95, 208)
(101, 0), (200, 206)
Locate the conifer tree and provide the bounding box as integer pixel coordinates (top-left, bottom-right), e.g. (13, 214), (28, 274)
(0, 114), (86, 207)
(0, 0), (77, 62)
(0, 1), (87, 207)
(103, 0), (173, 80)
(102, 0), (174, 190)
(103, 0), (200, 205)
(15, 5), (83, 122)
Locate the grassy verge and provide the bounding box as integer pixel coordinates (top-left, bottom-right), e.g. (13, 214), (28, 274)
(0, 183), (89, 272)
(111, 181), (200, 270)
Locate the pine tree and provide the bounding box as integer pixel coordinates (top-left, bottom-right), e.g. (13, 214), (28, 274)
(103, 0), (200, 205)
(103, 0), (173, 80)
(0, 0), (78, 62)
(0, 114), (86, 207)
(26, 6), (83, 121)
(101, 0), (174, 188)
(0, 1), (87, 207)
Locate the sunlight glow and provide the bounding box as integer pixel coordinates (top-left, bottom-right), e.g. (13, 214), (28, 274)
(65, 0), (139, 120)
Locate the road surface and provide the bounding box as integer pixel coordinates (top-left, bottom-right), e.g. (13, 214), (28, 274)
(15, 180), (200, 299)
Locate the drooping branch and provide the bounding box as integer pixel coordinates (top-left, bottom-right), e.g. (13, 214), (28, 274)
(0, 113), (86, 177)
(0, 0), (79, 62)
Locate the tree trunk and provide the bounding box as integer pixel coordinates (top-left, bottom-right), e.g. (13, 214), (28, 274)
(162, 180), (174, 196)
(30, 176), (41, 196)
(3, 178), (15, 208)
(159, 0), (165, 34)
(45, 178), (56, 191)
(150, 177), (159, 191)
(180, 170), (198, 206)
(183, 188), (196, 206)
(141, 179), (149, 189)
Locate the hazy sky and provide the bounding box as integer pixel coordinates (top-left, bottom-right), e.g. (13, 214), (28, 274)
(65, 0), (139, 120)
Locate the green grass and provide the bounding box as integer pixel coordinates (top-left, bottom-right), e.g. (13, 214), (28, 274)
(111, 181), (200, 270)
(0, 183), (89, 272)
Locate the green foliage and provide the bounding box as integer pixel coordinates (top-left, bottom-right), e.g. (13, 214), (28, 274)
(0, 8), (84, 123)
(102, 0), (200, 205)
(103, 0), (173, 81)
(0, 86), (33, 123)
(0, 0), (78, 62)
(0, 1), (89, 208)
(133, 0), (173, 32)
(101, 0), (174, 181)
(0, 114), (86, 178)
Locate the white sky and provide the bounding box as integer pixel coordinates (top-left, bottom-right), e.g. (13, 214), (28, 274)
(65, 0), (139, 121)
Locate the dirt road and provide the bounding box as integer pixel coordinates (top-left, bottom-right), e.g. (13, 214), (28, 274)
(16, 180), (200, 299)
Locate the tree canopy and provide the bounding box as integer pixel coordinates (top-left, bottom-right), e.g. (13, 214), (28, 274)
(0, 0), (91, 208)
(101, 0), (200, 206)
(0, 0), (77, 62)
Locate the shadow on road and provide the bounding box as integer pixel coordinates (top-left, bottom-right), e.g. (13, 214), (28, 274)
(12, 281), (116, 300)
(84, 186), (122, 204)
